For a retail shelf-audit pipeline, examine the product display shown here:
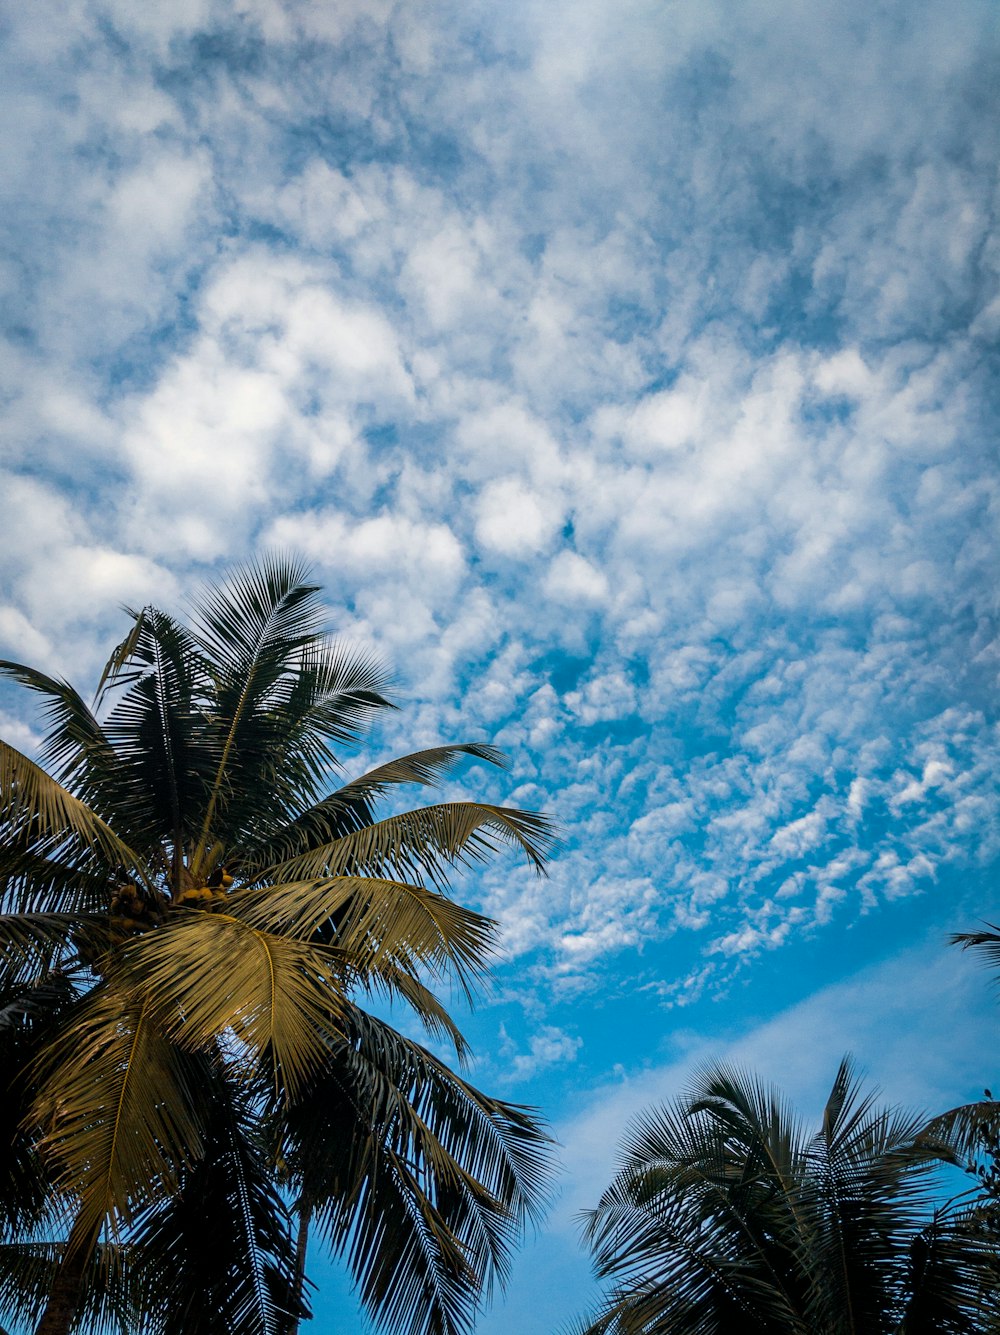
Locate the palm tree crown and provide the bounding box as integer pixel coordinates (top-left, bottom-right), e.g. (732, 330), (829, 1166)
(578, 1058), (997, 1335)
(0, 556), (555, 1335)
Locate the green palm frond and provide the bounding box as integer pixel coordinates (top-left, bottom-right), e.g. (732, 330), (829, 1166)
(579, 1060), (992, 1335)
(1, 843), (112, 916)
(189, 555), (325, 671)
(243, 744), (510, 873)
(257, 801), (555, 889)
(117, 914), (348, 1099)
(188, 556), (394, 864)
(0, 1241), (134, 1335)
(900, 1211), (1000, 1334)
(920, 1099), (1000, 1163)
(280, 1009), (552, 1335)
(582, 1085), (804, 1335)
(97, 608), (216, 859)
(0, 741), (150, 889)
(30, 986), (204, 1246)
(229, 876), (497, 996)
(951, 925), (1000, 980)
(198, 639), (396, 857)
(0, 664), (115, 802)
(130, 1060), (303, 1335)
(0, 976), (78, 1239)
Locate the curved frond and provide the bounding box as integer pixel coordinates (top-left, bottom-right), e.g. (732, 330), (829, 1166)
(582, 1084), (806, 1335)
(0, 842), (113, 916)
(0, 912), (92, 987)
(280, 1009), (553, 1335)
(117, 914), (348, 1100)
(30, 986), (204, 1246)
(0, 663), (114, 797)
(229, 877), (497, 996)
(258, 801), (555, 890)
(243, 745), (511, 872)
(920, 1099), (1000, 1164)
(951, 925), (1000, 983)
(0, 741), (150, 889)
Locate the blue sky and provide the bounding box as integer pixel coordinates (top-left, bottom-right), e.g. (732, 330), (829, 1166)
(1, 0), (999, 1331)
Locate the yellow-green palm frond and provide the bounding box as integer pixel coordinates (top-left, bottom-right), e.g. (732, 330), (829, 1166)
(116, 913), (348, 1100)
(229, 877), (497, 997)
(0, 912), (97, 987)
(30, 987), (204, 1249)
(0, 741), (150, 890)
(240, 744), (512, 874)
(357, 963), (471, 1062)
(0, 663), (116, 799)
(257, 801), (556, 890)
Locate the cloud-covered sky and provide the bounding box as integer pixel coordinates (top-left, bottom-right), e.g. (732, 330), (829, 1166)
(2, 0), (999, 1329)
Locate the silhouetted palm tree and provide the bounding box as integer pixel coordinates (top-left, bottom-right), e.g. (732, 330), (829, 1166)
(577, 1058), (997, 1334)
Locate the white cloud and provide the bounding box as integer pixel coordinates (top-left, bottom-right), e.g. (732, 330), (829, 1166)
(474, 477), (561, 558)
(498, 1022), (583, 1083)
(0, 0), (996, 1071)
(543, 551), (608, 605)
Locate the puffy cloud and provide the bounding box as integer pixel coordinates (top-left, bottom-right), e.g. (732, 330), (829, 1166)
(497, 1023), (583, 1083)
(0, 0), (997, 1014)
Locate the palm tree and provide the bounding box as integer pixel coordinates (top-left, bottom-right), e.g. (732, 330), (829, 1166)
(0, 556), (555, 1335)
(577, 1058), (997, 1334)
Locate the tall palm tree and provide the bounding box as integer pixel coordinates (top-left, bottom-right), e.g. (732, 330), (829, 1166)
(577, 1058), (997, 1334)
(0, 556), (554, 1335)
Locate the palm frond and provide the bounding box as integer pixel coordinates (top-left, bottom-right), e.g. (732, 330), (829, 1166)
(582, 1084), (806, 1335)
(578, 1060), (992, 1335)
(241, 744), (512, 874)
(188, 556), (391, 868)
(30, 985), (205, 1246)
(0, 741), (150, 888)
(919, 1099), (1000, 1164)
(197, 641), (397, 860)
(130, 1058), (303, 1335)
(97, 608), (216, 860)
(117, 913), (347, 1100)
(0, 1240), (135, 1335)
(901, 1210), (1000, 1334)
(0, 975), (78, 1238)
(0, 912), (94, 986)
(257, 801), (555, 891)
(0, 663), (115, 799)
(229, 876), (497, 997)
(93, 606), (152, 704)
(951, 925), (1000, 983)
(280, 1009), (552, 1335)
(0, 842), (113, 916)
(358, 964), (472, 1062)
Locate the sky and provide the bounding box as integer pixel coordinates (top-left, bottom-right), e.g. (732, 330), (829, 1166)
(1, 0), (999, 1330)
